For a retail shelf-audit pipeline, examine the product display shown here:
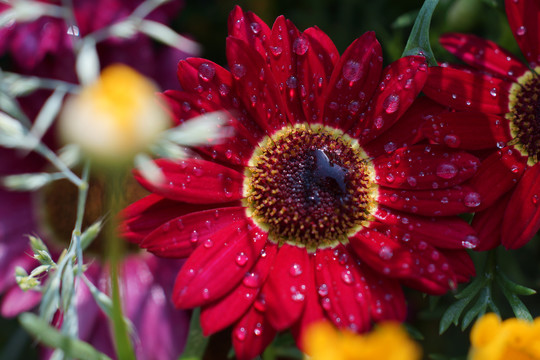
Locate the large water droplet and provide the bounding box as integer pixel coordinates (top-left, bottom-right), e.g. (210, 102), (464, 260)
(384, 142), (397, 153)
(343, 60), (363, 82)
(286, 76), (298, 89)
(270, 46), (283, 57)
(318, 284), (329, 297)
(236, 252), (249, 266)
(235, 327), (247, 341)
(443, 134), (460, 148)
(293, 37), (309, 55)
(516, 26), (526, 36)
(289, 263), (303, 277)
(190, 230), (199, 243)
(383, 94), (400, 114)
(204, 238), (214, 248)
(341, 270), (354, 284)
(464, 192), (481, 208)
(374, 116), (384, 129)
(436, 163), (458, 179)
(198, 63), (216, 82)
(231, 63), (246, 79)
(378, 245), (393, 260)
(243, 272), (261, 288)
(461, 235), (479, 249)
(250, 22), (261, 34)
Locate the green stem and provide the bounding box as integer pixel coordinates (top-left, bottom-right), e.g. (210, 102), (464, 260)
(402, 0), (439, 65)
(105, 168), (135, 360)
(35, 142), (82, 187)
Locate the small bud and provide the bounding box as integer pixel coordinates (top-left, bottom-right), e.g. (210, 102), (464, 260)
(80, 219), (103, 251)
(2, 173), (57, 191)
(28, 235), (49, 254)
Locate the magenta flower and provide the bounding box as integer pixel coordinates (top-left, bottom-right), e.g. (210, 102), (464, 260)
(123, 6), (480, 359)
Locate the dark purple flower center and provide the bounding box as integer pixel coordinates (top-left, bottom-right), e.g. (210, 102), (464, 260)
(244, 125), (375, 250)
(509, 70), (540, 164)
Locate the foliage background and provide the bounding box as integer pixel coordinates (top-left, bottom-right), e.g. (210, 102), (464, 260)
(1, 0), (539, 359)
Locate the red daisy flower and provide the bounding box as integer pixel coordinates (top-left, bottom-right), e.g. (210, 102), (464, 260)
(422, 0), (540, 250)
(122, 6), (479, 359)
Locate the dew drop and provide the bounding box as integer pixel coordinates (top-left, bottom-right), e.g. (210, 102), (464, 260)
(374, 116), (384, 129)
(235, 327), (247, 341)
(318, 284), (329, 297)
(204, 238), (214, 248)
(489, 88), (498, 97)
(383, 94), (400, 114)
(270, 46), (283, 57)
(243, 272), (261, 288)
(461, 235), (479, 249)
(236, 252), (249, 266)
(293, 36), (309, 55)
(407, 177), (417, 187)
(343, 60), (363, 82)
(198, 63), (216, 82)
(286, 76), (298, 89)
(532, 194), (539, 205)
(464, 192), (481, 208)
(436, 163), (458, 179)
(427, 264), (436, 273)
(231, 63), (246, 79)
(289, 263), (303, 277)
(219, 83), (230, 96)
(250, 22), (261, 34)
(253, 323), (263, 336)
(341, 270), (354, 284)
(443, 134), (460, 148)
(378, 245), (393, 260)
(516, 26), (526, 36)
(190, 230), (199, 243)
(202, 288), (210, 299)
(384, 142), (397, 153)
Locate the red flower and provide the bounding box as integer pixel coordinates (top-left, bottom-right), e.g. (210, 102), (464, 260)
(423, 0), (540, 250)
(123, 6), (478, 359)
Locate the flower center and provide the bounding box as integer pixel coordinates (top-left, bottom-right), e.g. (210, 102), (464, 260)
(243, 124), (377, 250)
(38, 172), (147, 256)
(508, 69), (540, 165)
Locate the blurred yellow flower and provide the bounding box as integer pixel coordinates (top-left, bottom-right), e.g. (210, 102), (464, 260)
(303, 321), (421, 360)
(469, 313), (540, 360)
(59, 64), (170, 162)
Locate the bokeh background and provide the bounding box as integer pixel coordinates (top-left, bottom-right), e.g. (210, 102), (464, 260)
(2, 0), (539, 359)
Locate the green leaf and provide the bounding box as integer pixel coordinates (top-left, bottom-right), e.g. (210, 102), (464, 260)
(402, 0), (439, 66)
(499, 282), (533, 321)
(19, 313), (112, 360)
(461, 287), (489, 330)
(179, 308), (208, 360)
(439, 298), (469, 334)
(496, 269), (536, 296)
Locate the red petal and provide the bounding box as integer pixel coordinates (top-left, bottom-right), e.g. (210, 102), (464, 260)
(374, 207), (478, 250)
(502, 163), (540, 249)
(313, 246), (370, 332)
(360, 265), (406, 322)
(262, 244), (309, 330)
(161, 90), (258, 166)
(373, 144), (480, 189)
(349, 228), (413, 278)
(467, 146), (527, 211)
(505, 0), (540, 66)
(200, 242), (277, 335)
(472, 194), (511, 251)
(232, 306), (277, 360)
(226, 37), (289, 135)
(120, 194), (223, 243)
(377, 185), (482, 216)
(135, 158), (244, 204)
(296, 26), (340, 124)
(322, 32), (383, 129)
(440, 249), (476, 283)
(440, 33), (529, 80)
(349, 56), (428, 144)
(227, 6), (271, 59)
(290, 254), (326, 350)
(364, 97), (445, 158)
(268, 16), (304, 124)
(173, 220), (266, 308)
(422, 111), (512, 150)
(140, 206), (246, 258)
(424, 65), (512, 113)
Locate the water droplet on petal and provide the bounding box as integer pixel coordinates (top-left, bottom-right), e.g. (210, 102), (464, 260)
(236, 252), (249, 266)
(286, 76), (298, 89)
(219, 83), (230, 96)
(443, 134), (460, 148)
(270, 46), (283, 57)
(231, 63), (246, 79)
(464, 192), (481, 208)
(235, 327), (247, 341)
(289, 263), (303, 277)
(461, 235), (479, 249)
(318, 284), (329, 296)
(243, 272), (261, 288)
(198, 63), (216, 82)
(250, 22), (261, 34)
(190, 230), (199, 243)
(532, 194), (539, 205)
(516, 26), (526, 36)
(204, 239), (214, 248)
(293, 36), (309, 55)
(374, 116), (384, 129)
(341, 270), (354, 284)
(489, 88), (498, 97)
(383, 94), (400, 114)
(343, 60), (363, 82)
(379, 245), (393, 260)
(202, 288), (210, 299)
(384, 142), (397, 153)
(436, 163), (458, 179)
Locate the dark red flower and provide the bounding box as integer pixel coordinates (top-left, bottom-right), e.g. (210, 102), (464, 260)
(423, 0), (540, 250)
(122, 6), (478, 359)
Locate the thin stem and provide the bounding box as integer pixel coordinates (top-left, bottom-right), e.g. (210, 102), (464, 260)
(34, 142), (83, 187)
(73, 160), (90, 277)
